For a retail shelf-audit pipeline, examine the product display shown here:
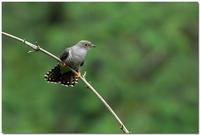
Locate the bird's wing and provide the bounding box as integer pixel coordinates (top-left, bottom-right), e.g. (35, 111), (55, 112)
(60, 48), (70, 61)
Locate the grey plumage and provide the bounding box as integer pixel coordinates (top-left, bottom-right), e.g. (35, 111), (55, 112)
(44, 40), (95, 87)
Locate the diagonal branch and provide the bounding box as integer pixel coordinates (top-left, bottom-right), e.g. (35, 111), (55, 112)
(2, 32), (130, 134)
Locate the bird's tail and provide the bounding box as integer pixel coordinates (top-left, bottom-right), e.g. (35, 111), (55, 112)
(44, 64), (79, 87)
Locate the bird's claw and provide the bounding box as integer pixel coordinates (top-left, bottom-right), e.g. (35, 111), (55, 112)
(63, 63), (67, 67)
(76, 71), (81, 78)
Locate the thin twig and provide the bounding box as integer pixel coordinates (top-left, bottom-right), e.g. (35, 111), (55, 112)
(2, 32), (130, 133)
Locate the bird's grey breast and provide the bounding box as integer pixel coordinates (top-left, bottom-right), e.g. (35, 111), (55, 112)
(67, 47), (87, 68)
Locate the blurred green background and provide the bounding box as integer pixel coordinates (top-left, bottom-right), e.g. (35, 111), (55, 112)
(2, 2), (198, 133)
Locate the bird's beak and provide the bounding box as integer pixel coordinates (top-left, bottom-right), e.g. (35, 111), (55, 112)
(91, 44), (96, 48)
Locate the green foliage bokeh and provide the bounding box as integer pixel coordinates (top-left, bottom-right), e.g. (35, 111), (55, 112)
(2, 2), (198, 133)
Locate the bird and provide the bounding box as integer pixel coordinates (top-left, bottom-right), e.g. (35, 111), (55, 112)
(44, 40), (96, 87)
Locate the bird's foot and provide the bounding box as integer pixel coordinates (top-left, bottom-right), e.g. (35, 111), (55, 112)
(75, 71), (81, 78)
(63, 63), (67, 67)
(60, 62), (67, 67)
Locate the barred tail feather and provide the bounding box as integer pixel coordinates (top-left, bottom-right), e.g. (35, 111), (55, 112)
(44, 64), (79, 87)
(44, 64), (61, 82)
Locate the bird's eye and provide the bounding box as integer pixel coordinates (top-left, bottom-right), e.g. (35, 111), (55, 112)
(84, 43), (88, 46)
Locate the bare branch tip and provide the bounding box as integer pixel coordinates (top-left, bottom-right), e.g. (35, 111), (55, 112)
(27, 50), (34, 53)
(83, 71), (87, 78)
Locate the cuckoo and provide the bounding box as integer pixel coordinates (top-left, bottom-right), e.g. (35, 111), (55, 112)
(44, 40), (95, 87)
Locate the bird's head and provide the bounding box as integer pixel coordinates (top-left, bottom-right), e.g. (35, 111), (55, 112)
(77, 40), (96, 50)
